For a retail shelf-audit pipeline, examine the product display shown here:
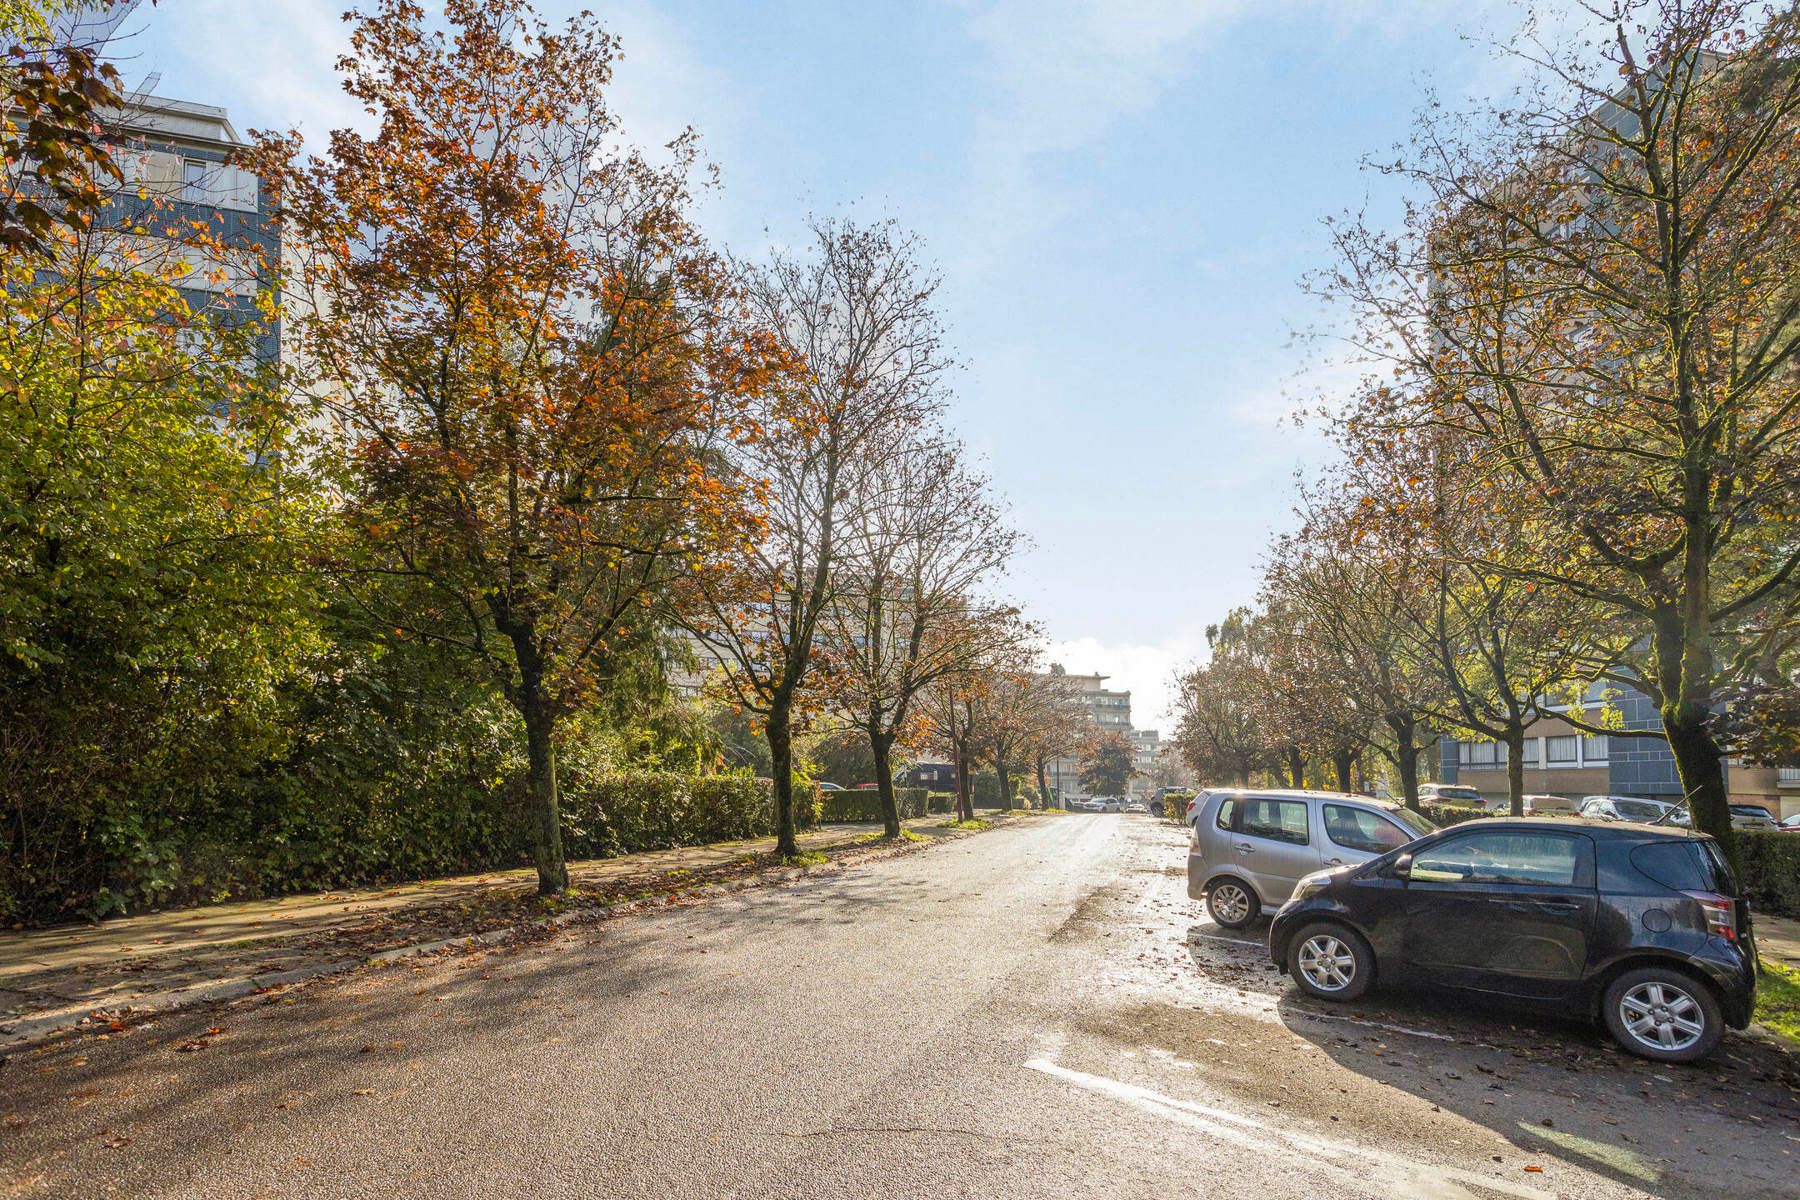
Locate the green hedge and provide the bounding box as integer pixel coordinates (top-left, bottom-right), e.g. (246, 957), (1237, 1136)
(1739, 830), (1800, 920)
(1162, 791), (1196, 821)
(1419, 802), (1488, 828)
(558, 772), (773, 858)
(818, 786), (930, 823)
(926, 791), (955, 814)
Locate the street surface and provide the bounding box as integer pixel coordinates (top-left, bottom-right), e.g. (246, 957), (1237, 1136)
(4, 815), (1796, 1198)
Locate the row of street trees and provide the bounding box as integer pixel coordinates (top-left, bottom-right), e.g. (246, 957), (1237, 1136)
(0, 0), (1126, 917)
(1174, 0), (1800, 864)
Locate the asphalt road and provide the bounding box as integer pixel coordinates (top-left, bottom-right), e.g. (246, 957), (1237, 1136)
(4, 815), (1797, 1199)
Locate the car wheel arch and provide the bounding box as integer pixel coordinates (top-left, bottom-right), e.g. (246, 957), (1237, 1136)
(1274, 913), (1375, 970)
(1204, 871), (1261, 904)
(1586, 952), (1725, 1020)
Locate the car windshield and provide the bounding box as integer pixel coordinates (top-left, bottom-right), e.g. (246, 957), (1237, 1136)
(1613, 800), (1667, 822)
(1434, 787), (1483, 803)
(1730, 805), (1771, 817)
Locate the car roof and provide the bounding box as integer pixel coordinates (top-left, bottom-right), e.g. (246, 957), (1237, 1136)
(1427, 814), (1705, 840)
(1204, 788), (1402, 809)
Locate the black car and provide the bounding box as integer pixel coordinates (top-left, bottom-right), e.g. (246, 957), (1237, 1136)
(1267, 817), (1756, 1063)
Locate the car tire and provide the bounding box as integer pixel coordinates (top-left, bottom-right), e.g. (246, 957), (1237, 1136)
(1205, 879), (1259, 929)
(1601, 967), (1723, 1064)
(1286, 922), (1374, 1002)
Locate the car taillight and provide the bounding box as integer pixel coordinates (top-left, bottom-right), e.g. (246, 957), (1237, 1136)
(1686, 891), (1737, 942)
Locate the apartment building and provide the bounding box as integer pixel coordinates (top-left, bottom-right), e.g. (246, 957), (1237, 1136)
(1042, 665), (1132, 802)
(1438, 681), (1798, 818)
(98, 93), (279, 364)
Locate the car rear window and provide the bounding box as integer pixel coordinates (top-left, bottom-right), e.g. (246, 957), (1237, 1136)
(1613, 800), (1667, 822)
(1631, 840), (1736, 894)
(1730, 805), (1772, 817)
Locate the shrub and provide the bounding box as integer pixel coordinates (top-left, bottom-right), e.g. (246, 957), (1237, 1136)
(895, 787), (929, 818)
(971, 771), (1001, 809)
(1738, 830), (1800, 919)
(558, 771), (771, 857)
(1161, 791), (1196, 821)
(926, 791), (955, 814)
(820, 788), (884, 823)
(819, 786), (933, 822)
(1420, 802), (1487, 828)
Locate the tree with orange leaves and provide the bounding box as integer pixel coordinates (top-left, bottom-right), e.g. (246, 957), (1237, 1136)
(249, 0), (780, 895)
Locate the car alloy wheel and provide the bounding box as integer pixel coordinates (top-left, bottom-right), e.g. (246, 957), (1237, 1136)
(1297, 933), (1356, 993)
(1208, 882), (1252, 927)
(1617, 980), (1705, 1054)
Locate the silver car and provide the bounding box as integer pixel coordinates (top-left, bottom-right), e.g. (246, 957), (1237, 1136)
(1187, 789), (1435, 929)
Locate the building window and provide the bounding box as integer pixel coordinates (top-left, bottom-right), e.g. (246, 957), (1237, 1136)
(1582, 735), (1609, 765)
(1546, 735), (1578, 765)
(183, 159), (208, 204)
(1468, 741), (1496, 765)
(1521, 738), (1539, 765)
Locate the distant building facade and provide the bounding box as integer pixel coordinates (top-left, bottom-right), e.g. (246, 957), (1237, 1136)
(1438, 681), (1798, 818)
(1042, 665), (1132, 802)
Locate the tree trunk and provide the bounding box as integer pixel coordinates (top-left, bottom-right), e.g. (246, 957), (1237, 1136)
(1333, 748), (1355, 793)
(1664, 702), (1735, 864)
(1286, 745), (1304, 789)
(1388, 713), (1421, 811)
(997, 763), (1012, 812)
(766, 694), (799, 858)
(956, 748), (973, 822)
(1036, 755), (1052, 810)
(1504, 725), (1525, 817)
(521, 690), (569, 897)
(870, 723), (901, 838)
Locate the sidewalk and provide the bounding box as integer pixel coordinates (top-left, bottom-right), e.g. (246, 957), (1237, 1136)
(0, 815), (984, 1047)
(1757, 912), (1800, 969)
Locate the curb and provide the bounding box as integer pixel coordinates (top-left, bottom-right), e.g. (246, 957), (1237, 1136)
(0, 816), (1012, 1052)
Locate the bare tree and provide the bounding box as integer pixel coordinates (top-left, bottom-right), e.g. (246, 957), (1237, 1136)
(686, 217), (948, 857)
(822, 434), (1020, 836)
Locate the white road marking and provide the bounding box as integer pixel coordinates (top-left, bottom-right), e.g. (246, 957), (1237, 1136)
(1025, 1056), (1557, 1200)
(1188, 931), (1262, 947)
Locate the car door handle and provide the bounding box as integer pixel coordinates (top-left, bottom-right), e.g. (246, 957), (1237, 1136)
(1234, 842), (1253, 854)
(1534, 898), (1583, 912)
(1322, 857), (1345, 867)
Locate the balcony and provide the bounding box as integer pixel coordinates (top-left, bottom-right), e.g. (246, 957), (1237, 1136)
(1780, 767), (1800, 788)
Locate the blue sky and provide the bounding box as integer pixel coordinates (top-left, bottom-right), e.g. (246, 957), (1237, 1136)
(115, 0), (1546, 725)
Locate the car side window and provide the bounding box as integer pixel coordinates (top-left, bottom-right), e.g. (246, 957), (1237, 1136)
(1214, 797), (1238, 833)
(1323, 804), (1411, 854)
(1409, 831), (1588, 886)
(1240, 798), (1309, 846)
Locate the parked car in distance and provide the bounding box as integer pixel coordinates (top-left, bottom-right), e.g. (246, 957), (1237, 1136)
(1578, 795), (1689, 826)
(1187, 789), (1436, 929)
(816, 782), (845, 791)
(1268, 817), (1755, 1063)
(851, 782), (880, 791)
(1729, 804), (1777, 830)
(1779, 812), (1800, 832)
(1418, 783), (1488, 809)
(1523, 794), (1576, 815)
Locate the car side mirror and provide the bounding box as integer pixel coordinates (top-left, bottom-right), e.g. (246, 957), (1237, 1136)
(1392, 852), (1413, 881)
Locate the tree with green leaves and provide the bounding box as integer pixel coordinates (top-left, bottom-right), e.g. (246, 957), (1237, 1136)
(0, 213), (320, 920)
(1077, 729), (1135, 800)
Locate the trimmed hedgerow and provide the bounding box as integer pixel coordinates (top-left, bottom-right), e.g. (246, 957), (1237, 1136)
(1738, 829), (1800, 919)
